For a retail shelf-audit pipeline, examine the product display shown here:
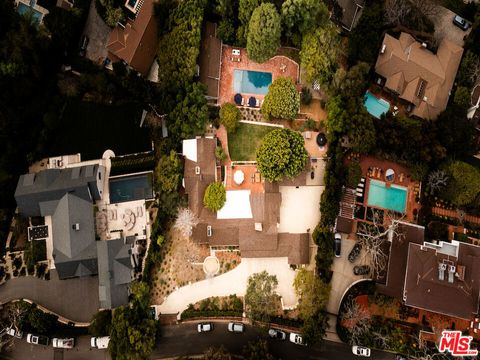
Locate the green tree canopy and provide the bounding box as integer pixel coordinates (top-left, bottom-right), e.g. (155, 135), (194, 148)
(300, 24), (342, 85)
(293, 269), (330, 321)
(328, 62), (370, 98)
(89, 310), (112, 337)
(155, 150), (183, 193)
(261, 77), (300, 120)
(237, 0), (264, 45)
(204, 182), (227, 212)
(453, 86), (471, 109)
(244, 271), (278, 323)
(243, 339), (274, 360)
(219, 102), (241, 132)
(167, 82), (209, 140)
(281, 0), (328, 42)
(457, 50), (480, 87)
(442, 161), (480, 206)
(256, 128), (308, 182)
(246, 3), (281, 63)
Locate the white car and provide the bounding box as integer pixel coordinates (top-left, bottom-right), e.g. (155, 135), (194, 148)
(197, 322), (213, 332)
(5, 327), (23, 339)
(227, 322), (244, 333)
(90, 336), (110, 349)
(52, 338), (74, 349)
(352, 345), (371, 357)
(27, 333), (49, 346)
(289, 332), (306, 346)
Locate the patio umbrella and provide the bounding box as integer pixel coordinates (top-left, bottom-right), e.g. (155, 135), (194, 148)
(316, 132), (327, 147)
(386, 168), (395, 181)
(234, 93), (242, 105)
(248, 97), (256, 107)
(234, 170), (245, 185)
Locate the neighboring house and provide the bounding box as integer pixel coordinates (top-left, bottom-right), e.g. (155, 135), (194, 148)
(375, 32), (464, 120)
(14, 158), (142, 309)
(198, 22), (222, 102)
(14, 0), (49, 26)
(336, 0), (365, 32)
(377, 221), (480, 321)
(106, 0), (158, 76)
(183, 137), (310, 265)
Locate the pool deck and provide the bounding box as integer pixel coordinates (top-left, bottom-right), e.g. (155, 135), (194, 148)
(350, 155), (421, 224)
(218, 45), (300, 106)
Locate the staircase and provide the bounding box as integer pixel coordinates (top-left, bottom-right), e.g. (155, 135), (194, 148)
(339, 188), (356, 219)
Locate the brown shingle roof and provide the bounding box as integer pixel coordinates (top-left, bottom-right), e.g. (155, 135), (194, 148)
(403, 242), (480, 320)
(375, 32), (463, 120)
(106, 0), (158, 75)
(198, 22), (222, 99)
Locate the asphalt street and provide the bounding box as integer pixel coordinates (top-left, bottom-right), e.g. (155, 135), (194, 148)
(2, 322), (395, 360)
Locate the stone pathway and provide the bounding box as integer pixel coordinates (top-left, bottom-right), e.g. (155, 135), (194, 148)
(432, 207), (480, 225)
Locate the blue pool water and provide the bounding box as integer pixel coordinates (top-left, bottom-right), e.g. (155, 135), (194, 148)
(364, 91), (390, 119)
(17, 2), (42, 25)
(367, 179), (407, 213)
(233, 69), (272, 95)
(109, 173), (154, 203)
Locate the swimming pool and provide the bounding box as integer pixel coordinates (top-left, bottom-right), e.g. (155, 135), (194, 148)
(367, 179), (407, 213)
(109, 173), (154, 204)
(17, 2), (43, 24)
(233, 69), (272, 95)
(364, 91), (390, 119)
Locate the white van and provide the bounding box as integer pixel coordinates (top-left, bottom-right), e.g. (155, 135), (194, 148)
(90, 336), (110, 349)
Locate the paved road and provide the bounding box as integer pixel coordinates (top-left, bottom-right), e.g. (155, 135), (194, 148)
(0, 270), (99, 323)
(154, 322), (395, 360)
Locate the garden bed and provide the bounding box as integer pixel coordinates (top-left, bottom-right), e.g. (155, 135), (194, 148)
(180, 295), (244, 320)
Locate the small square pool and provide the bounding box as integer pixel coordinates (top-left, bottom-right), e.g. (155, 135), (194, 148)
(17, 2), (42, 24)
(109, 173), (154, 204)
(367, 179), (407, 213)
(233, 69), (272, 95)
(364, 91), (390, 119)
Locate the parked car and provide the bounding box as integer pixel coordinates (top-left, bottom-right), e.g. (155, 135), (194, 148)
(197, 322), (213, 333)
(334, 233), (342, 257)
(354, 265), (371, 276)
(289, 333), (306, 346)
(90, 336), (110, 349)
(5, 327), (23, 339)
(227, 322), (244, 333)
(453, 15), (469, 30)
(52, 338), (74, 349)
(79, 35), (89, 56)
(348, 243), (362, 263)
(352, 345), (371, 357)
(27, 334), (49, 346)
(268, 328), (286, 340)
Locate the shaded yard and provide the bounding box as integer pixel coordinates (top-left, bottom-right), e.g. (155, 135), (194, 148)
(49, 99), (151, 160)
(227, 123), (275, 161)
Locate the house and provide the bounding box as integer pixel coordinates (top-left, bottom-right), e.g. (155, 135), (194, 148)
(377, 221), (480, 321)
(336, 0), (365, 32)
(375, 32), (464, 120)
(106, 0), (158, 76)
(183, 137), (310, 265)
(198, 22), (222, 102)
(14, 159), (141, 309)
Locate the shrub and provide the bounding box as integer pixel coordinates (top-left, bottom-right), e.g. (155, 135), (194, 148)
(203, 182), (227, 212)
(219, 103), (241, 133)
(346, 161), (362, 188)
(215, 146), (226, 162)
(261, 77), (300, 121)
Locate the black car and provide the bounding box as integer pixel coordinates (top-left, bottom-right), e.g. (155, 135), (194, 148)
(348, 243), (362, 263)
(453, 15), (469, 30)
(353, 265), (370, 276)
(334, 233), (341, 257)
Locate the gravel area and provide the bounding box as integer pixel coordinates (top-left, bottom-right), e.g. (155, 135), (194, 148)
(82, 0), (111, 64)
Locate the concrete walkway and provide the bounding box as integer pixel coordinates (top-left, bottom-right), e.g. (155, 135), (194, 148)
(157, 257), (297, 314)
(0, 270), (99, 323)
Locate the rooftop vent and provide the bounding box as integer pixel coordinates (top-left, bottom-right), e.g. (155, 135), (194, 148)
(195, 166), (201, 175)
(381, 44), (386, 54)
(72, 223), (80, 231)
(448, 265), (456, 283)
(438, 263), (447, 281)
(207, 225), (212, 237)
(421, 42), (427, 48)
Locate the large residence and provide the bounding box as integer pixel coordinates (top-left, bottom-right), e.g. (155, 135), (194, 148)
(14, 152), (154, 309)
(375, 32), (463, 120)
(377, 221), (480, 321)
(182, 137), (318, 265)
(106, 0), (158, 76)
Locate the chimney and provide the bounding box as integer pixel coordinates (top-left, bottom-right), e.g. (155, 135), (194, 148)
(72, 223), (80, 231)
(448, 265), (456, 283)
(438, 263), (447, 281)
(421, 42), (427, 49)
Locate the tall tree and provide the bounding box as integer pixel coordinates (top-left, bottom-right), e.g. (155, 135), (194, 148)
(237, 0), (263, 45)
(281, 0), (328, 44)
(246, 3), (281, 63)
(256, 128), (308, 182)
(442, 161), (480, 206)
(261, 77), (300, 120)
(244, 271), (278, 323)
(328, 62), (370, 98)
(300, 24), (342, 85)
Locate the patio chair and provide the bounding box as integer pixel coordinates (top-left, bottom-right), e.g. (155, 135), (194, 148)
(241, 97), (245, 106)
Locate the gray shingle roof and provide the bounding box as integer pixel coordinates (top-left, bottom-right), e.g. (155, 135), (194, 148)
(15, 165), (105, 217)
(97, 238), (133, 309)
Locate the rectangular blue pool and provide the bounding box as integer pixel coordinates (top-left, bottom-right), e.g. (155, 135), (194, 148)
(233, 69), (272, 95)
(17, 2), (42, 24)
(109, 173), (154, 204)
(364, 91), (390, 119)
(367, 179), (407, 213)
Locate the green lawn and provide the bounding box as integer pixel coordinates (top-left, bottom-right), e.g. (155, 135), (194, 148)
(49, 99), (151, 160)
(228, 123), (275, 161)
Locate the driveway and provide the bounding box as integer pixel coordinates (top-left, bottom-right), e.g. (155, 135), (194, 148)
(156, 257), (297, 314)
(82, 0), (111, 64)
(431, 6), (471, 47)
(0, 270), (99, 323)
(326, 235), (370, 315)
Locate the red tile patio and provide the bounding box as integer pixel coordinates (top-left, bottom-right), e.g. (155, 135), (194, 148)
(218, 45), (300, 106)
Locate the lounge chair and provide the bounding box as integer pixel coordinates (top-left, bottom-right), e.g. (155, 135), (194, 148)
(256, 98), (261, 107)
(241, 97), (245, 106)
